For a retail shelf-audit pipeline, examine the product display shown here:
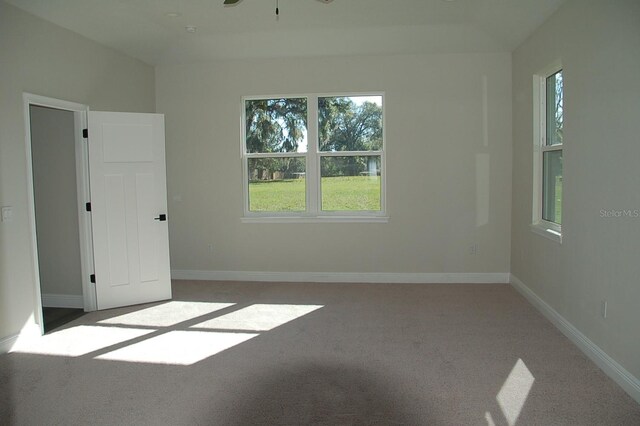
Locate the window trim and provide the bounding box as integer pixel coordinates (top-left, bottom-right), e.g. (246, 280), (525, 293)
(532, 62), (563, 243)
(241, 92), (387, 222)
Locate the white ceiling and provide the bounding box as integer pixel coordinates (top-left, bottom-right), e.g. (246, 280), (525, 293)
(6, 0), (566, 65)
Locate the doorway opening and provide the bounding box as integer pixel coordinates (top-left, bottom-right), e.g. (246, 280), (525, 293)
(23, 94), (96, 335)
(24, 94), (172, 332)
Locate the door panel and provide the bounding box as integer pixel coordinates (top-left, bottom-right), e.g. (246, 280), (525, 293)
(89, 111), (171, 310)
(104, 174), (129, 286)
(102, 123), (154, 163)
(136, 173), (159, 283)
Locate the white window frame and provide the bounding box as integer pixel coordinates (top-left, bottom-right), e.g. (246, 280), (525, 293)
(531, 62), (563, 243)
(241, 93), (387, 223)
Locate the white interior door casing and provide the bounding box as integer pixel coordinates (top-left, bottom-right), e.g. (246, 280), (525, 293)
(88, 112), (171, 310)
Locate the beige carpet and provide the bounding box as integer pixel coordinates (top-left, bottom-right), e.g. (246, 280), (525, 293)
(1, 281), (639, 425)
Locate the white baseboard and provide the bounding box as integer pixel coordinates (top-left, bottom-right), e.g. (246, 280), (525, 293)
(0, 333), (19, 354)
(172, 269), (510, 284)
(0, 321), (40, 354)
(41, 293), (84, 309)
(510, 274), (640, 404)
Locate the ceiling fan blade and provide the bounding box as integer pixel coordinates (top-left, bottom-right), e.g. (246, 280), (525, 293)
(223, 0), (243, 5)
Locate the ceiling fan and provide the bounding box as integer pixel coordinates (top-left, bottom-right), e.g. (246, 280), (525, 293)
(224, 0), (334, 5)
(224, 0), (333, 17)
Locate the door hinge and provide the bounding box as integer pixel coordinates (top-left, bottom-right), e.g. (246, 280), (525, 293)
(85, 202), (91, 212)
(90, 274), (96, 284)
(83, 128), (88, 138)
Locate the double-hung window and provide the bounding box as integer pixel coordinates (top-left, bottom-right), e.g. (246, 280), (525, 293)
(532, 66), (563, 242)
(242, 94), (385, 222)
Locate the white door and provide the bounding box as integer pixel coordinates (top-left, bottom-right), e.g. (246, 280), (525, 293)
(88, 111), (171, 310)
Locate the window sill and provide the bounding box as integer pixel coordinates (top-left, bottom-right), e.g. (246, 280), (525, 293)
(530, 222), (562, 244)
(241, 216), (389, 224)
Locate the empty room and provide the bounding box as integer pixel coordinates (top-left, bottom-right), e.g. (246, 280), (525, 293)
(0, 0), (639, 424)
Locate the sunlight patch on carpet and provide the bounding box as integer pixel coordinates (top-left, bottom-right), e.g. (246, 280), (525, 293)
(98, 301), (235, 327)
(191, 304), (323, 331)
(484, 411), (496, 426)
(11, 325), (153, 357)
(95, 330), (258, 365)
(497, 358), (535, 426)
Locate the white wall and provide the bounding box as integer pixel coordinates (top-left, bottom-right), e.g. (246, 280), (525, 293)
(0, 1), (155, 341)
(511, 0), (640, 379)
(30, 105), (83, 299)
(156, 53), (512, 277)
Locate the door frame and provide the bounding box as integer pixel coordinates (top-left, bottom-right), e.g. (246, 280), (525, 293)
(23, 93), (97, 335)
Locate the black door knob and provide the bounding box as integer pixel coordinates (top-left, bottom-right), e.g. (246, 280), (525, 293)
(154, 214), (167, 221)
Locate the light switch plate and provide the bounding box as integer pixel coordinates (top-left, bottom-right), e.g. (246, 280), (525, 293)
(1, 206), (13, 222)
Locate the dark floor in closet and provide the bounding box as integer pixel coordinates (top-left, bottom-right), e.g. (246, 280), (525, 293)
(43, 307), (85, 333)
